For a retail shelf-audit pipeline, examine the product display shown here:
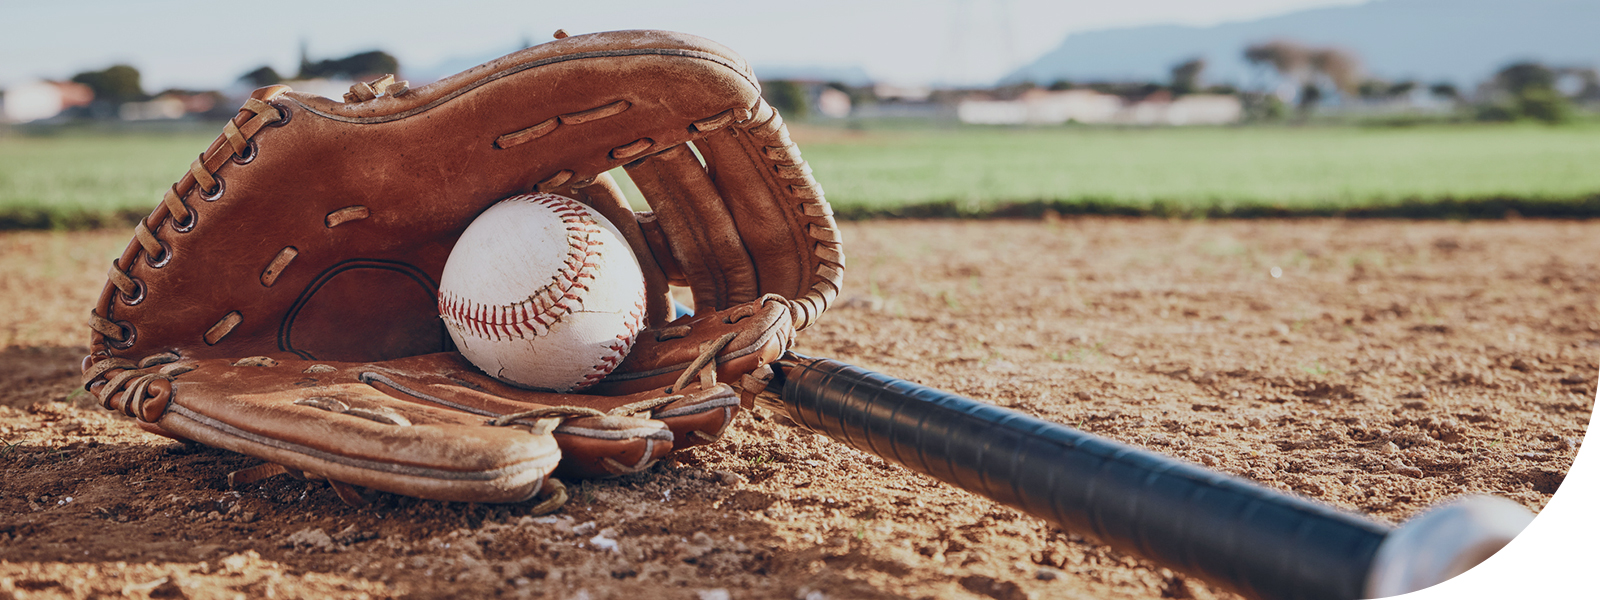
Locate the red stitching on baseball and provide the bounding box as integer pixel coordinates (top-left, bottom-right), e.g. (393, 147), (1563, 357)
(438, 194), (618, 346)
(576, 289), (647, 388)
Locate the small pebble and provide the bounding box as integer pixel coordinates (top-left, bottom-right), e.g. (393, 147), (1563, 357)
(589, 532), (619, 553)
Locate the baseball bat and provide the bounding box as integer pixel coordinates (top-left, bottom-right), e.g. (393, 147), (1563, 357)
(754, 354), (1533, 600)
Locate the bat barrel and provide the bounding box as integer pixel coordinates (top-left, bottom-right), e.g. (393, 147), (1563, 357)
(768, 355), (1391, 600)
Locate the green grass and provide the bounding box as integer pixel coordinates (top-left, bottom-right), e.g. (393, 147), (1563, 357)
(0, 129), (216, 228)
(3, 121), (1599, 229)
(799, 123), (1600, 214)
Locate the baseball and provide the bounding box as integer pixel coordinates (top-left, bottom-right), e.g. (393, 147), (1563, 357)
(438, 193), (647, 392)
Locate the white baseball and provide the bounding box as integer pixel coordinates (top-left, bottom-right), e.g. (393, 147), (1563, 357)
(438, 193), (647, 392)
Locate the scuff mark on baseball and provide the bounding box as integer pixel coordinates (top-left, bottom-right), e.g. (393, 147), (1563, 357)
(438, 193), (647, 392)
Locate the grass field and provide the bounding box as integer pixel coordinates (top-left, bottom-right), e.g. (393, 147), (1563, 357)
(0, 129), (216, 228)
(3, 122), (1599, 228)
(800, 123), (1600, 211)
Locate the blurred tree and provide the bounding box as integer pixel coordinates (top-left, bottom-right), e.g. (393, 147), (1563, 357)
(1241, 92), (1286, 122)
(1047, 79), (1074, 91)
(1244, 40), (1309, 80)
(240, 66), (283, 87)
(1308, 48), (1361, 95)
(1516, 88), (1572, 124)
(1495, 62), (1556, 96)
(1297, 83), (1322, 117)
(299, 50), (400, 80)
(762, 80), (809, 120)
(1170, 58), (1205, 96)
(1088, 82), (1167, 101)
(1245, 40), (1361, 114)
(1428, 82), (1459, 100)
(1474, 104), (1518, 122)
(1484, 62), (1572, 124)
(1358, 80), (1389, 99)
(70, 64), (145, 105)
(1358, 79), (1418, 100)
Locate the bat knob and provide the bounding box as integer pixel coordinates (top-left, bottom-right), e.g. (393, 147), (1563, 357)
(1364, 495), (1533, 598)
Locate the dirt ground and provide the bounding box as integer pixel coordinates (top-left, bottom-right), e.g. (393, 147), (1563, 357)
(1, 219), (1595, 600)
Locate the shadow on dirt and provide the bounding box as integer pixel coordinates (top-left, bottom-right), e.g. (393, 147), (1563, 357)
(1, 345), (85, 410)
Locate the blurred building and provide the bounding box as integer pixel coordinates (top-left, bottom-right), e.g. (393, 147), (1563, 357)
(118, 91), (232, 121)
(816, 86), (852, 119)
(1125, 93), (1244, 125)
(0, 80), (92, 122)
(958, 88), (1240, 125)
(119, 96), (186, 120)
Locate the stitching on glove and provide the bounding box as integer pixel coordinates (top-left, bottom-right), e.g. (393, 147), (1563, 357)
(667, 331), (739, 393)
(88, 92), (285, 369)
(358, 371), (616, 432)
(488, 406), (606, 427)
(260, 247), (299, 287)
(605, 394), (686, 418)
(732, 98), (845, 331)
(359, 372), (496, 417)
(324, 206), (370, 228)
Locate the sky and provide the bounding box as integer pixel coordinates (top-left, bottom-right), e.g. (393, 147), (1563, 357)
(0, 0), (1369, 91)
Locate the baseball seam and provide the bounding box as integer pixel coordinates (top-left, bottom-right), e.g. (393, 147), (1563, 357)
(437, 194), (642, 385)
(576, 291), (647, 389)
(438, 194), (601, 341)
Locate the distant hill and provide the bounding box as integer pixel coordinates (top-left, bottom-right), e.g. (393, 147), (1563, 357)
(1006, 0), (1600, 87)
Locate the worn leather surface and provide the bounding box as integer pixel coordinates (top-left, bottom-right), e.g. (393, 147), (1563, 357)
(81, 30), (844, 503)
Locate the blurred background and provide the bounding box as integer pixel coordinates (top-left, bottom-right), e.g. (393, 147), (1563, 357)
(3, 0), (1598, 226)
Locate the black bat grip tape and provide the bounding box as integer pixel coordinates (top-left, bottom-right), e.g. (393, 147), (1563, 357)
(775, 356), (1392, 600)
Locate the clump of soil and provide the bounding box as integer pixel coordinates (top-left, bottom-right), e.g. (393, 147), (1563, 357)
(2, 220), (1594, 599)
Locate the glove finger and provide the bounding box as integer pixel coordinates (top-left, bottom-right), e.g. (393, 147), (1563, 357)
(122, 357), (563, 504)
(650, 98), (846, 331)
(624, 143), (759, 316)
(698, 100), (845, 331)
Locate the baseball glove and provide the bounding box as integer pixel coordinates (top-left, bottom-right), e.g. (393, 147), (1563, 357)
(80, 30), (844, 508)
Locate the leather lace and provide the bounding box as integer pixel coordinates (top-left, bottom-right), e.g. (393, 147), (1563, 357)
(87, 97), (283, 352)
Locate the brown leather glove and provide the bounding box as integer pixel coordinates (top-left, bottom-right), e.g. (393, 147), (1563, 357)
(80, 30), (844, 507)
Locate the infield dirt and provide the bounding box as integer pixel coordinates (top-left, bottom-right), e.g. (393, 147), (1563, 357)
(2, 219), (1595, 600)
